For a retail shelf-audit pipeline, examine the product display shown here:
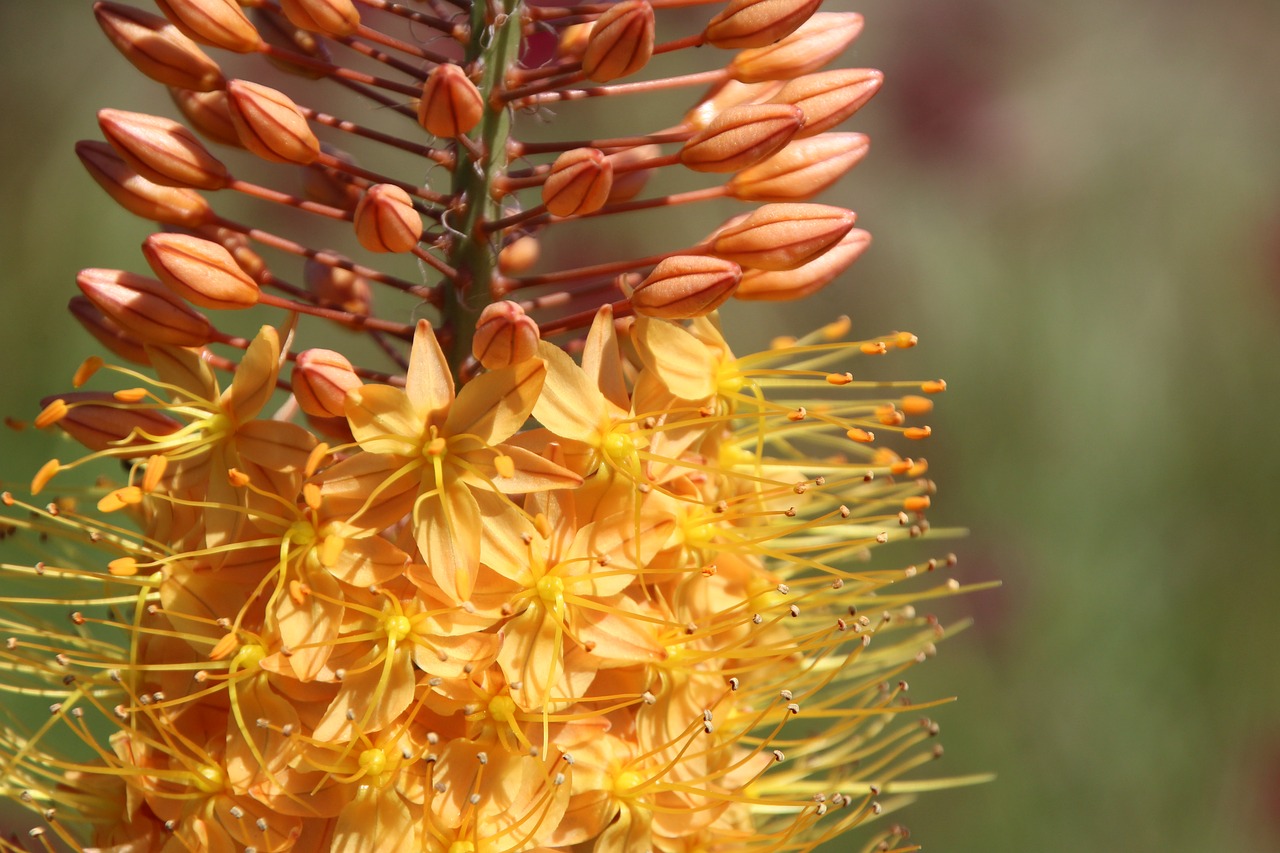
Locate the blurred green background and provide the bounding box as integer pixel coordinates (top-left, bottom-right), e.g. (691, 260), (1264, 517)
(2, 2), (1280, 851)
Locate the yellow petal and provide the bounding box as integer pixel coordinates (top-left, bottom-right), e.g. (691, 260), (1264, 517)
(443, 357), (545, 445)
(416, 482), (481, 601)
(454, 444), (582, 494)
(581, 304), (630, 410)
(345, 384), (423, 455)
(331, 784), (416, 853)
(531, 341), (605, 444)
(225, 325), (281, 422)
(633, 316), (718, 400)
(146, 343), (218, 402)
(235, 418), (317, 472)
(327, 533), (410, 587)
(404, 319), (454, 421)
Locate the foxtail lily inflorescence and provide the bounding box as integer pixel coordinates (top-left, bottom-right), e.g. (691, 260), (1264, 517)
(0, 1), (989, 851)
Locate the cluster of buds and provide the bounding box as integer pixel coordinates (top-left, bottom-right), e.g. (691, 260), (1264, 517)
(0, 1), (983, 852)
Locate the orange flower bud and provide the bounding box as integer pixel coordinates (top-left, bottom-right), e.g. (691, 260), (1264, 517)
(631, 255), (741, 319)
(76, 140), (212, 228)
(208, 227), (269, 280)
(679, 103), (803, 174)
(225, 79), (320, 165)
(727, 132), (869, 201)
(709, 203), (856, 271)
(250, 6), (334, 78)
(169, 87), (242, 147)
(98, 109), (231, 190)
(279, 0), (362, 37)
(770, 69), (883, 138)
(542, 148), (614, 217)
(353, 184), (423, 253)
(293, 349), (363, 418)
(418, 64), (485, 139)
(304, 257), (373, 316)
(154, 0), (262, 53)
(142, 233), (260, 310)
(498, 236), (540, 275)
(473, 302), (541, 370)
(605, 144), (661, 203)
(37, 392), (182, 454)
(76, 268), (216, 347)
(68, 296), (153, 366)
(303, 144), (363, 211)
(582, 0), (655, 83)
(730, 13), (864, 83)
(735, 227), (869, 300)
(95, 2), (225, 92)
(682, 79), (785, 131)
(556, 22), (592, 59)
(705, 0), (822, 49)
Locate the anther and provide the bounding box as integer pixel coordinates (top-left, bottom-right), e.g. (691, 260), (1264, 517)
(772, 749), (785, 762)
(789, 605), (800, 617)
(468, 793), (481, 804)
(752, 614), (763, 624)
(229, 806), (244, 819)
(780, 689), (793, 701)
(728, 677), (739, 691)
(787, 703), (800, 714)
(777, 583), (790, 594)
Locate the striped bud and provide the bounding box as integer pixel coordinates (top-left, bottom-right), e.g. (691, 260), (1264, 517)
(705, 0), (822, 49)
(631, 256), (741, 319)
(730, 13), (864, 83)
(770, 69), (883, 138)
(543, 148), (613, 217)
(605, 144), (661, 203)
(303, 144), (363, 211)
(98, 109), (230, 190)
(251, 7), (333, 78)
(76, 268), (216, 347)
(38, 392), (182, 454)
(305, 257), (373, 317)
(142, 233), (260, 310)
(727, 132), (869, 201)
(498, 236), (540, 276)
(354, 184), (423, 253)
(169, 87), (242, 147)
(418, 64), (485, 138)
(582, 0), (655, 83)
(735, 227), (870, 300)
(293, 349), (362, 418)
(68, 297), (152, 366)
(679, 103), (803, 174)
(225, 79), (320, 165)
(77, 140), (212, 228)
(709, 203), (856, 271)
(683, 79), (786, 132)
(556, 22), (593, 59)
(154, 0), (262, 53)
(280, 0), (362, 37)
(95, 2), (225, 92)
(473, 302), (541, 370)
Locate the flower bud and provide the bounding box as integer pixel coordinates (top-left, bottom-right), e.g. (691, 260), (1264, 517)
(727, 132), (868, 201)
(709, 203), (856, 271)
(68, 297), (152, 366)
(94, 2), (225, 92)
(98, 109), (231, 190)
(353, 184), (423, 253)
(542, 148), (613, 217)
(154, 0), (262, 53)
(77, 140), (212, 228)
(303, 144), (363, 211)
(769, 69), (883, 138)
(77, 268), (216, 347)
(280, 0), (362, 37)
(556, 22), (593, 59)
(730, 13), (864, 83)
(38, 392), (182, 454)
(704, 0), (822, 49)
(250, 6), (334, 78)
(418, 64), (485, 139)
(631, 256), (741, 319)
(682, 79), (785, 132)
(142, 233), (260, 310)
(604, 144), (661, 203)
(679, 103), (803, 174)
(305, 257), (373, 317)
(498, 236), (540, 276)
(582, 0), (655, 83)
(209, 227), (269, 280)
(735, 227), (870, 300)
(225, 79), (320, 165)
(168, 87), (242, 147)
(293, 349), (363, 418)
(473, 302), (541, 370)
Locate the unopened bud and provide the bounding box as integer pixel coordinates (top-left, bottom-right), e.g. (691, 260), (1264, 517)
(354, 184), (423, 253)
(705, 0), (822, 49)
(605, 144), (661, 203)
(735, 227), (869, 300)
(727, 132), (868, 201)
(498, 236), (540, 276)
(154, 0), (262, 53)
(280, 0), (362, 37)
(77, 268), (215, 347)
(631, 256), (741, 319)
(730, 13), (865, 83)
(251, 7), (334, 78)
(225, 79), (320, 165)
(304, 257), (372, 316)
(556, 22), (593, 59)
(303, 144), (363, 211)
(709, 203), (856, 271)
(473, 302), (541, 370)
(293, 349), (362, 418)
(68, 297), (152, 366)
(168, 88), (241, 149)
(98, 109), (230, 190)
(543, 148), (613, 217)
(683, 80), (785, 132)
(77, 140), (212, 228)
(769, 69), (883, 138)
(418, 64), (485, 139)
(582, 0), (655, 83)
(95, 2), (225, 92)
(39, 392), (182, 454)
(142, 233), (260, 310)
(680, 103), (803, 174)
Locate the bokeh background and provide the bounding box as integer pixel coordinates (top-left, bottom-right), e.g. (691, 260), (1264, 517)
(2, 2), (1280, 851)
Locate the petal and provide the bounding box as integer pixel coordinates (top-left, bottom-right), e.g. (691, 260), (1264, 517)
(595, 804), (652, 853)
(147, 343), (218, 402)
(633, 316), (717, 400)
(327, 532), (410, 587)
(317, 451), (420, 531)
(444, 358), (545, 445)
(416, 482), (481, 601)
(225, 325), (281, 422)
(345, 384), (423, 455)
(313, 646), (414, 741)
(332, 785), (416, 853)
(581, 305), (630, 411)
(274, 564), (344, 681)
(235, 418), (316, 472)
(532, 341), (604, 444)
(404, 319), (454, 422)
(455, 444), (582, 494)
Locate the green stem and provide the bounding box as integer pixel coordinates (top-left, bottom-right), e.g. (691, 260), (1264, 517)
(442, 0), (524, 382)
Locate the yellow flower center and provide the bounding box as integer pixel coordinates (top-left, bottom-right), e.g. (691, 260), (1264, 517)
(613, 769), (645, 796)
(448, 843), (476, 853)
(191, 764), (225, 795)
(424, 435), (448, 458)
(536, 574), (565, 609)
(383, 613), (413, 643)
(285, 520), (317, 548)
(232, 643), (266, 672)
(488, 694), (517, 723)
(359, 747), (388, 778)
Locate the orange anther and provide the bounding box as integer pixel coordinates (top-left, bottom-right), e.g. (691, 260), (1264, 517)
(34, 400), (69, 430)
(494, 454), (516, 479)
(825, 372), (853, 386)
(113, 388), (148, 403)
(305, 442), (331, 477)
(288, 580), (310, 605)
(208, 633), (239, 661)
(31, 459), (61, 495)
(108, 557), (140, 577)
(97, 487), (143, 513)
(846, 428), (874, 443)
(787, 407), (807, 421)
(896, 332), (918, 349)
(73, 357), (105, 388)
(141, 455), (168, 493)
(226, 468), (251, 487)
(921, 380), (947, 394)
(900, 395), (933, 416)
(860, 341), (887, 355)
(904, 426), (932, 440)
